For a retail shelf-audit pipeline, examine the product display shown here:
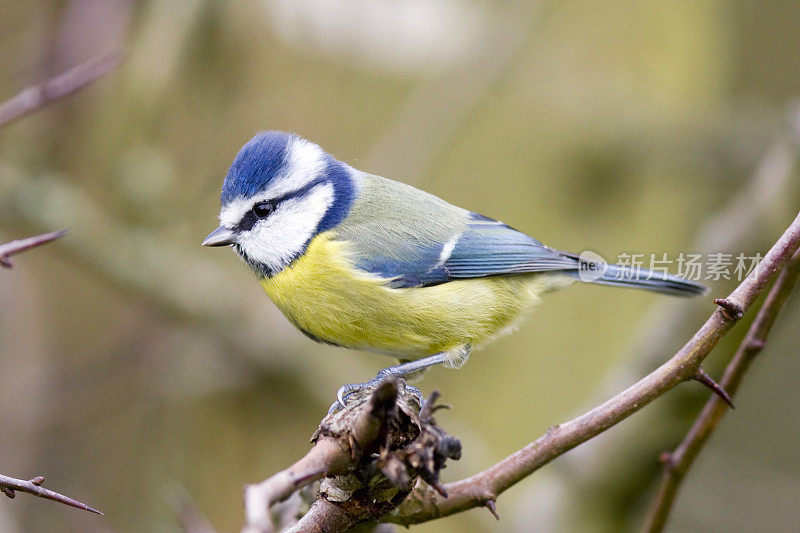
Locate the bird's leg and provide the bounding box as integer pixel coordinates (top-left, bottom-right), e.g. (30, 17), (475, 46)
(328, 352), (451, 414)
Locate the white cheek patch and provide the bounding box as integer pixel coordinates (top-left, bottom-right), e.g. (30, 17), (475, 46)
(236, 182), (335, 273)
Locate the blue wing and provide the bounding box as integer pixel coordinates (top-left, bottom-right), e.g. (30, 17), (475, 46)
(440, 214), (578, 280)
(335, 175), (703, 295)
(352, 212), (578, 288)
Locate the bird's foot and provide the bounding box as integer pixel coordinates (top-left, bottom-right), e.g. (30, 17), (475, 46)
(328, 374), (424, 414)
(326, 352), (452, 414)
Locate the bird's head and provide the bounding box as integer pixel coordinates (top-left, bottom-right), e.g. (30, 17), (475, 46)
(203, 131), (356, 277)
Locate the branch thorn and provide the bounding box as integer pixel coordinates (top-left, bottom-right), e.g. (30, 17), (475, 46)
(748, 338), (766, 352)
(484, 498), (499, 520)
(0, 229), (68, 269)
(714, 298), (744, 321)
(693, 367), (734, 408)
(659, 451), (675, 469)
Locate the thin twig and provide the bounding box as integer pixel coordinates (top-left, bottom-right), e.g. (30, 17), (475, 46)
(643, 248), (800, 533)
(0, 50), (122, 128)
(384, 210), (800, 526)
(0, 473), (102, 515)
(0, 229), (68, 268)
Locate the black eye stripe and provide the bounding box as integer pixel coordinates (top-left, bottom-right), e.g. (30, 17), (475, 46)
(234, 210), (259, 232)
(235, 199), (281, 232)
(234, 178), (328, 233)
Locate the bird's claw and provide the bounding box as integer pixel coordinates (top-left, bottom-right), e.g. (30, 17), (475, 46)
(337, 383), (361, 408)
(327, 379), (424, 414)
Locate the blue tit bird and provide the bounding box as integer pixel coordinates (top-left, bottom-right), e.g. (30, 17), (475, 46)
(203, 131), (706, 410)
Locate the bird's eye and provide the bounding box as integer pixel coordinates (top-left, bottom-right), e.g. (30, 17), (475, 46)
(252, 201), (274, 218)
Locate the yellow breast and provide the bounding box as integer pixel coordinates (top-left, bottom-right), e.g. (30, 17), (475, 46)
(259, 232), (561, 361)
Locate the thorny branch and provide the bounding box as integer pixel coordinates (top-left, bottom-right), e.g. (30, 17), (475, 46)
(0, 45), (121, 519)
(380, 209), (800, 526)
(1, 229), (103, 515)
(643, 248), (800, 532)
(535, 106), (800, 527)
(0, 50), (121, 128)
(0, 473), (102, 515)
(0, 229), (67, 268)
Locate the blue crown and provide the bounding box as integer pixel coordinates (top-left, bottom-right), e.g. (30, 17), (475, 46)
(221, 130), (297, 205)
(220, 130), (357, 235)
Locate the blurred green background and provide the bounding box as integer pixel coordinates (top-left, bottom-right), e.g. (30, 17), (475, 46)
(1, 1), (799, 531)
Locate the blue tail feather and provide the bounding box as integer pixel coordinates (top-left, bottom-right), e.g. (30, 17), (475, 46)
(567, 262), (707, 297)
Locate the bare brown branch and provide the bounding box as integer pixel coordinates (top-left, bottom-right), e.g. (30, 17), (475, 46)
(0, 473), (102, 515)
(0, 229), (68, 268)
(0, 50), (122, 128)
(243, 381), (460, 532)
(537, 110), (800, 527)
(383, 210), (800, 526)
(243, 381), (405, 532)
(251, 382), (406, 532)
(643, 248), (800, 532)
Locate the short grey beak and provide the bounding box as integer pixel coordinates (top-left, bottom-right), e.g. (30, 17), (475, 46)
(202, 226), (237, 247)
